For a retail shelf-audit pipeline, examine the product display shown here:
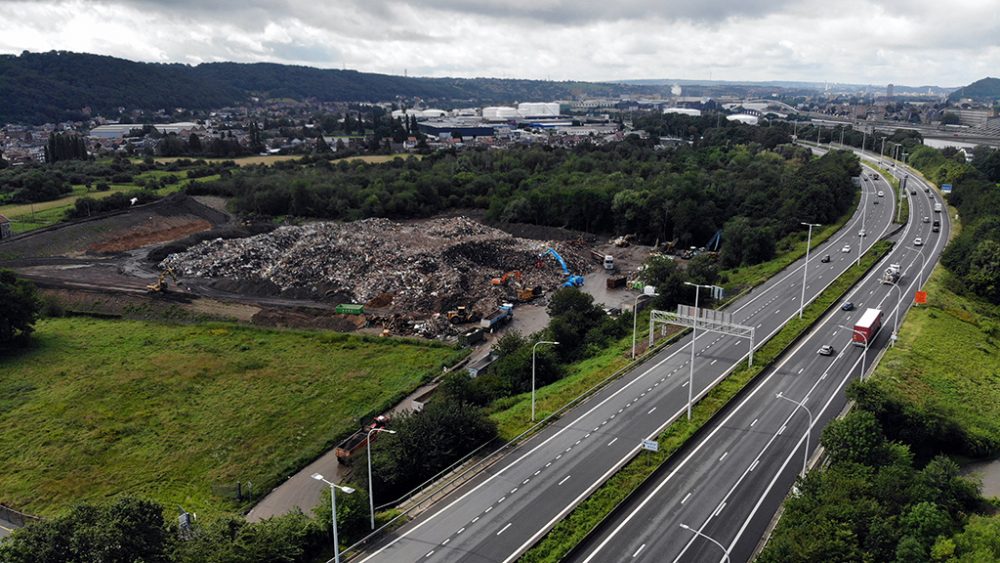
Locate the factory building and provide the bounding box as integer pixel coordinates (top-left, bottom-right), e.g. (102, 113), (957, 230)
(417, 119), (497, 138)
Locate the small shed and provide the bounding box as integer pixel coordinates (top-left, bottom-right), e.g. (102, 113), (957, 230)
(0, 214), (11, 240)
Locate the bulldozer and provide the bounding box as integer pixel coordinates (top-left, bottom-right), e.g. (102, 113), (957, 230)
(146, 266), (179, 294)
(446, 306), (479, 324)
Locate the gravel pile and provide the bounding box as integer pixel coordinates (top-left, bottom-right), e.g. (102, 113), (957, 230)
(162, 216), (591, 324)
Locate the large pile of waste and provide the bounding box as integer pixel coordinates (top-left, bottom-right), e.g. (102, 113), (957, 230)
(162, 216), (591, 331)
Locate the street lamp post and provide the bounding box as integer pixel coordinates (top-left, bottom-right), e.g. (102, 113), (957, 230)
(679, 524), (731, 562)
(311, 473), (355, 563)
(890, 282), (903, 343)
(683, 282), (720, 420)
(532, 340), (559, 422)
(799, 222), (821, 319)
(631, 292), (657, 359)
(838, 325), (869, 380)
(856, 231), (863, 267)
(366, 427), (396, 530)
(880, 137), (886, 165)
(914, 246), (927, 289)
(776, 392), (814, 477)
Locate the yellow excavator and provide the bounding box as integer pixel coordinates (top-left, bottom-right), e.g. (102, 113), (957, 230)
(146, 266), (179, 293)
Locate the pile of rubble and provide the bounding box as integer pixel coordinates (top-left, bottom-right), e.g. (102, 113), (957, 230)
(161, 216), (592, 334)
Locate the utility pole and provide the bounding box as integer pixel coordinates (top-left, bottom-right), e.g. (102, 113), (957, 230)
(799, 223), (821, 319)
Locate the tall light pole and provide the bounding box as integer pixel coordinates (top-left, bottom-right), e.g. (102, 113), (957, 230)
(311, 473), (355, 563)
(839, 325), (869, 380)
(366, 427), (396, 530)
(683, 282), (720, 420)
(914, 246), (927, 289)
(880, 137), (886, 165)
(856, 231), (863, 267)
(890, 282), (903, 345)
(532, 340), (559, 421)
(776, 392), (814, 477)
(631, 292), (657, 360)
(679, 524), (731, 562)
(799, 222), (821, 319)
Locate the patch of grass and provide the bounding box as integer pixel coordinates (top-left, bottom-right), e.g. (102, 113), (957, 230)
(0, 317), (464, 517)
(866, 266), (1000, 455)
(521, 240), (893, 563)
(151, 155), (303, 166)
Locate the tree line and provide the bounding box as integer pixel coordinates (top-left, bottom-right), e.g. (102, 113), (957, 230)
(910, 144), (1000, 303)
(189, 123), (860, 270)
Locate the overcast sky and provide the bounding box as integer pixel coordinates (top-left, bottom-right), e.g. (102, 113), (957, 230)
(1, 0), (997, 86)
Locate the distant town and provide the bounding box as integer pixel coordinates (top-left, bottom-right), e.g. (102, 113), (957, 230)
(3, 83), (998, 165)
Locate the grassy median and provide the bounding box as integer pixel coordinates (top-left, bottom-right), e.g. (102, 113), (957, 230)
(0, 317), (463, 517)
(520, 240), (893, 563)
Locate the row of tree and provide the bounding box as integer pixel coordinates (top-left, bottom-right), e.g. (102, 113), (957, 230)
(759, 408), (994, 562)
(911, 144), (1000, 303)
(188, 121), (860, 270)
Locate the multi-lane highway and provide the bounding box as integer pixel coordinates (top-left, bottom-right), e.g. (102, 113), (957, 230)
(569, 159), (948, 563)
(359, 162), (896, 563)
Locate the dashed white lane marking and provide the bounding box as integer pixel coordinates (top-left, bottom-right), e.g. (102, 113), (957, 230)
(497, 523), (512, 536)
(472, 517), (479, 523)
(523, 478), (530, 484)
(682, 380), (689, 387)
(510, 488), (518, 494)
(498, 496), (506, 503)
(608, 437), (619, 446)
(558, 475), (572, 486)
(710, 359), (718, 365)
(648, 407), (657, 415)
(778, 425), (786, 435)
(633, 543), (646, 558)
(750, 459), (760, 472)
(425, 550), (435, 558)
(443, 538), (450, 545)
(714, 501), (726, 516)
(681, 492), (692, 504)
(719, 451), (729, 462)
(798, 368), (804, 374)
(750, 418), (758, 427)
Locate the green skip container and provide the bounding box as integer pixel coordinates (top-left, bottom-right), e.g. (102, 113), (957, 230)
(335, 303), (365, 315)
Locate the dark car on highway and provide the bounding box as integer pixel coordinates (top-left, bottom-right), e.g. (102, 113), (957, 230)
(841, 302), (855, 311)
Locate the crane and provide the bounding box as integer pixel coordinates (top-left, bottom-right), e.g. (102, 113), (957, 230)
(541, 248), (584, 287)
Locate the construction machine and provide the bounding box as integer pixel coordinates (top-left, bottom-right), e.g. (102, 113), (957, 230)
(146, 266), (179, 293)
(491, 270), (523, 286)
(541, 248), (584, 287)
(446, 306), (479, 324)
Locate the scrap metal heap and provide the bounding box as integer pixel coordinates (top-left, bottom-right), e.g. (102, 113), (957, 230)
(161, 216), (591, 337)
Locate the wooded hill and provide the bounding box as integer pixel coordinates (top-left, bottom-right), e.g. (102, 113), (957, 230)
(0, 51), (661, 125)
(947, 77), (1000, 102)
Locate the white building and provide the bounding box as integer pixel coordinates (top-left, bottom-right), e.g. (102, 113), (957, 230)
(663, 107), (702, 117)
(517, 102), (561, 117)
(482, 106), (520, 121)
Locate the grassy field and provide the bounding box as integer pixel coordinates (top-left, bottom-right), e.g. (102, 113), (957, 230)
(0, 317), (464, 517)
(521, 240), (893, 562)
(151, 154), (421, 166)
(866, 267), (1000, 455)
(0, 172), (217, 234)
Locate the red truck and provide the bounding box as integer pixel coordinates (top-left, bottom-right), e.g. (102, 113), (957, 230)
(852, 308), (883, 346)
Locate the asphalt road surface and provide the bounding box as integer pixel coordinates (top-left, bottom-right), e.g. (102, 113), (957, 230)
(358, 167), (896, 563)
(569, 160), (948, 563)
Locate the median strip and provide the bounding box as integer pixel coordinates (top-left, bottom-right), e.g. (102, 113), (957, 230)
(519, 239), (893, 563)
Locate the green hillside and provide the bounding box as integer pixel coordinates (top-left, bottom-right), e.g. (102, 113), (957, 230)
(0, 51), (661, 125)
(947, 77), (1000, 102)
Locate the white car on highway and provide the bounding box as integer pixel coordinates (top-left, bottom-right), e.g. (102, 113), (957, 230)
(914, 237), (924, 246)
(841, 244), (851, 253)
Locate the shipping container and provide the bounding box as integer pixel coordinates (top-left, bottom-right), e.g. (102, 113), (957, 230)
(335, 303), (365, 315)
